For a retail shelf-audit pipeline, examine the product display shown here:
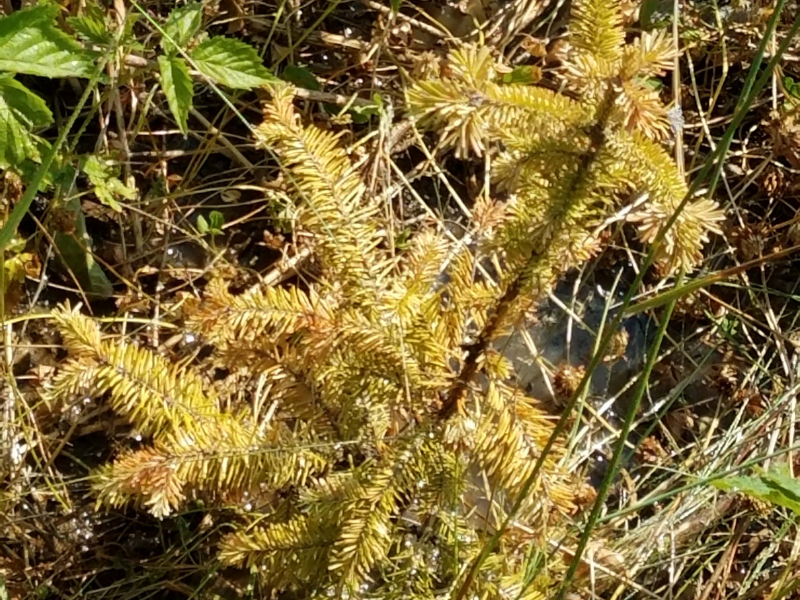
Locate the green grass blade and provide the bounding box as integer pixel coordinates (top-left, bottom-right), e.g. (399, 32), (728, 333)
(556, 272), (681, 595)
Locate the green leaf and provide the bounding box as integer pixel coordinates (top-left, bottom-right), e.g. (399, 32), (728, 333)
(162, 2), (203, 52)
(502, 65), (542, 85)
(0, 26), (105, 256)
(67, 2), (112, 45)
(785, 75), (800, 99)
(283, 64), (321, 90)
(349, 102), (381, 125)
(394, 228), (412, 250)
(198, 211), (225, 236)
(208, 210), (224, 233)
(0, 75), (53, 169)
(642, 77), (664, 92)
(189, 36), (275, 89)
(158, 55), (193, 134)
(2, 250), (38, 294)
(718, 314), (739, 336)
(326, 93), (383, 125)
(390, 0), (403, 13)
(761, 466), (800, 504)
(196, 213), (209, 234)
(82, 155), (137, 212)
(712, 465), (800, 515)
(197, 211), (224, 236)
(53, 197), (113, 299)
(0, 4), (94, 77)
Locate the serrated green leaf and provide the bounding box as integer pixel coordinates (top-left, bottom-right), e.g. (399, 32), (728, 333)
(82, 155), (136, 212)
(158, 55), (193, 134)
(0, 75), (53, 169)
(162, 2), (203, 52)
(67, 2), (111, 45)
(712, 465), (800, 515)
(0, 4), (94, 77)
(283, 64), (321, 90)
(3, 2), (58, 26)
(196, 213), (209, 234)
(189, 36), (275, 89)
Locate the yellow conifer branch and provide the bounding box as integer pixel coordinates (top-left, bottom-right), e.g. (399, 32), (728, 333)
(48, 305), (217, 438)
(94, 416), (327, 518)
(257, 84), (386, 290)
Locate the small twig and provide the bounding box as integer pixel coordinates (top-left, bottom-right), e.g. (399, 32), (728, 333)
(247, 246), (313, 294)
